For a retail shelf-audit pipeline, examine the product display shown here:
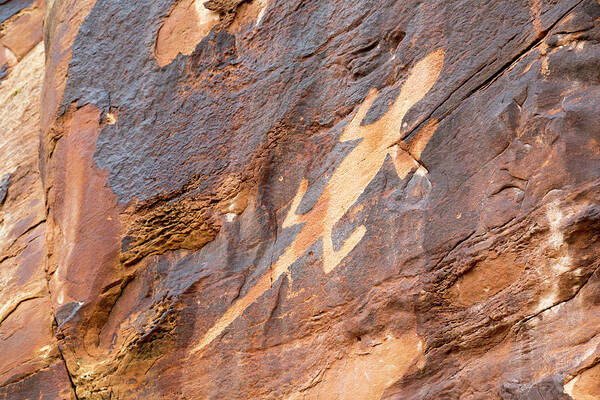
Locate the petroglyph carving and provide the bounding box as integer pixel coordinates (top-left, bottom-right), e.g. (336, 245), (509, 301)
(193, 49), (445, 353)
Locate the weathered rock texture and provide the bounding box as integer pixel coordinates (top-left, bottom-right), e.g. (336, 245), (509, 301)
(2, 0), (600, 398)
(0, 0), (76, 398)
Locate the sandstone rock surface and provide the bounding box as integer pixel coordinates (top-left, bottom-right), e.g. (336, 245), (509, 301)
(1, 0), (600, 399)
(0, 1), (75, 396)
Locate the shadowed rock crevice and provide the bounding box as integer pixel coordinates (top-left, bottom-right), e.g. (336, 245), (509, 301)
(53, 318), (82, 400)
(0, 173), (10, 206)
(0, 295), (43, 327)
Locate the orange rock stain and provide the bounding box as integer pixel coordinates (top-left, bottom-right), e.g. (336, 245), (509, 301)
(287, 332), (424, 400)
(154, 0), (219, 66)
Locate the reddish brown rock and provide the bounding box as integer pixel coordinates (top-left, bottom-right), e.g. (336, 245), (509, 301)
(0, 1), (44, 59)
(155, 0), (219, 67)
(0, 0), (596, 398)
(0, 38), (75, 400)
(0, 0), (44, 80)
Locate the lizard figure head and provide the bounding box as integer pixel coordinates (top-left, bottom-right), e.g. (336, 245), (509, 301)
(340, 48), (445, 144)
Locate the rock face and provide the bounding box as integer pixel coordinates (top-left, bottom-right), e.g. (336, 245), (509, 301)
(0, 0), (44, 79)
(0, 1), (76, 398)
(1, 0), (600, 398)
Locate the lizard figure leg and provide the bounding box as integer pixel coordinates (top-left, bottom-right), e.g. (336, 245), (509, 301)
(283, 178), (308, 228)
(340, 88), (379, 142)
(322, 224), (367, 274)
(389, 145), (421, 180)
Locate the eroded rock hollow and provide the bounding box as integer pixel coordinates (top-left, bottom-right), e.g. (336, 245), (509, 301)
(1, 0), (600, 398)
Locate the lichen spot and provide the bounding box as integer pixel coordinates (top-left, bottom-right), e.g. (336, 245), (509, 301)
(155, 0), (220, 67)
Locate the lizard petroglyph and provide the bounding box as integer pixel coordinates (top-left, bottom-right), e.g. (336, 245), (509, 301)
(193, 48), (445, 353)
